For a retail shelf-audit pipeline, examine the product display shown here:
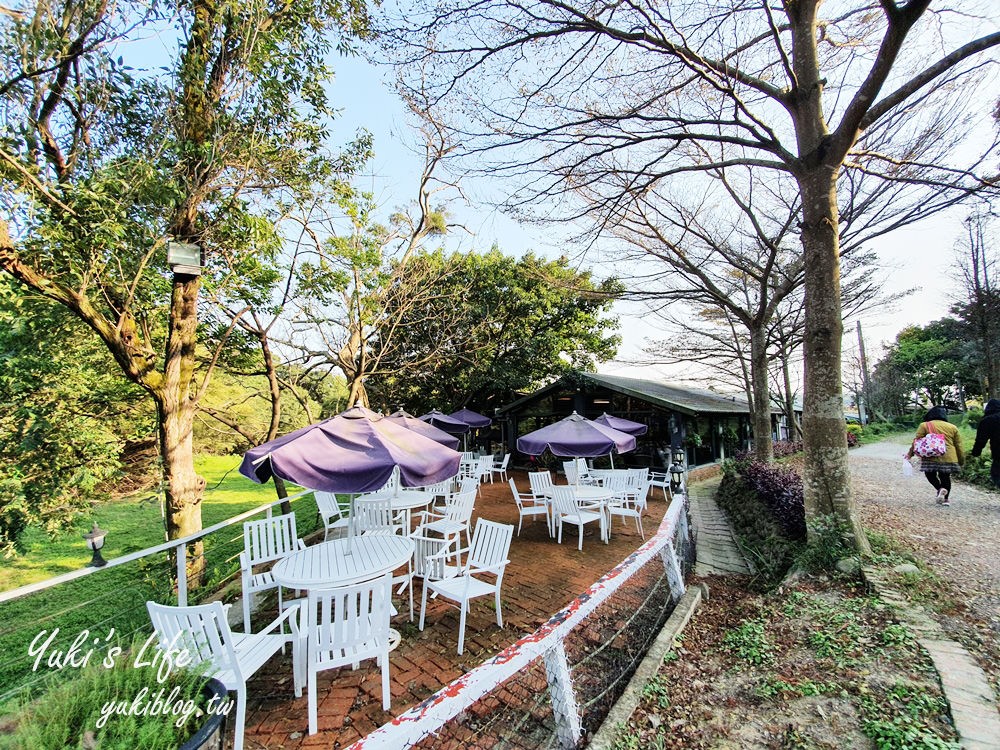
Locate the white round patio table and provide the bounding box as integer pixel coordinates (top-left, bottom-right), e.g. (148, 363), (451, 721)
(271, 534), (415, 590)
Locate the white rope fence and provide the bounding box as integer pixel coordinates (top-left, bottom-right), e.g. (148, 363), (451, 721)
(350, 493), (690, 750)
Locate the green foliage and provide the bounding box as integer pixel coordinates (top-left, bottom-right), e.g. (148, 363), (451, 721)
(366, 248), (621, 413)
(0, 641), (214, 750)
(640, 674), (671, 708)
(962, 454), (998, 493)
(721, 618), (773, 667)
(859, 682), (959, 750)
(846, 423), (863, 437)
(0, 281), (153, 554)
(964, 406), (984, 429)
(869, 319), (979, 417)
(715, 473), (801, 589)
(795, 514), (855, 573)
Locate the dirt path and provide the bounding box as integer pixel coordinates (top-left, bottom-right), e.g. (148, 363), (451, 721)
(850, 438), (1000, 694)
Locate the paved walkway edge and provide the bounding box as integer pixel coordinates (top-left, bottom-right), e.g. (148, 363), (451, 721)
(862, 566), (1000, 750)
(589, 583), (706, 750)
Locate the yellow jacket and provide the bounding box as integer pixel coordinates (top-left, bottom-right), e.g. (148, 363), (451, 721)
(908, 420), (965, 465)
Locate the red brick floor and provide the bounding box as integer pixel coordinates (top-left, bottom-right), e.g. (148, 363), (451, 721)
(240, 472), (669, 749)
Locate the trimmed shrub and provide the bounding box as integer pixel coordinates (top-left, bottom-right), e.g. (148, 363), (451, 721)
(772, 440), (803, 458)
(846, 430), (859, 448)
(738, 460), (806, 540)
(716, 471), (801, 587)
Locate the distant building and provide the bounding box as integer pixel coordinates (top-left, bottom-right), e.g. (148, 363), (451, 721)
(494, 371), (796, 467)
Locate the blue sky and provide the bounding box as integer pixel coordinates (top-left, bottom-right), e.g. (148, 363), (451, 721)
(326, 53), (974, 379)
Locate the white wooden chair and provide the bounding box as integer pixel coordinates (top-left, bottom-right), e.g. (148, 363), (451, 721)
(649, 470), (671, 500)
(147, 599), (301, 750)
(414, 489), (476, 551)
(419, 519), (514, 655)
(410, 532), (459, 589)
(508, 478), (550, 536)
(355, 496), (405, 536)
(240, 513), (306, 632)
(576, 458), (599, 485)
(490, 454), (510, 483)
(301, 573), (395, 733)
(606, 471), (646, 540)
(550, 485), (605, 551)
(313, 491), (350, 541)
(527, 469), (553, 501)
(563, 460), (579, 485)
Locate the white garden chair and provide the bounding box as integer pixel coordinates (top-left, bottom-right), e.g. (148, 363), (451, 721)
(419, 519), (514, 655)
(563, 460), (579, 485)
(147, 599), (301, 750)
(606, 471), (646, 540)
(301, 573), (395, 733)
(490, 453), (511, 483)
(355, 496), (405, 536)
(508, 478), (550, 536)
(313, 490), (350, 541)
(550, 485), (605, 551)
(240, 513), (306, 632)
(475, 455), (494, 485)
(410, 532), (459, 589)
(414, 489), (476, 551)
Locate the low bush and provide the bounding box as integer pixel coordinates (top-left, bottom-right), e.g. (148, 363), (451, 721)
(716, 470), (801, 587)
(738, 460), (806, 540)
(0, 641), (216, 750)
(963, 454), (998, 493)
(846, 430), (859, 448)
(772, 440), (803, 458)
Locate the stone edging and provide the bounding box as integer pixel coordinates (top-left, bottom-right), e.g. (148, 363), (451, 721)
(862, 566), (1000, 750)
(588, 583), (707, 750)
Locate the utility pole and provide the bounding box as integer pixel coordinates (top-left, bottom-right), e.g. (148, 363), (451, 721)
(857, 321), (871, 424)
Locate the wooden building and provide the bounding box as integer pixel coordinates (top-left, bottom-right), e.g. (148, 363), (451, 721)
(494, 371), (791, 468)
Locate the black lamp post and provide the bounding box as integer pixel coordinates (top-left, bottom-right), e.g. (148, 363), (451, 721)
(669, 447), (687, 492)
(82, 523), (108, 567)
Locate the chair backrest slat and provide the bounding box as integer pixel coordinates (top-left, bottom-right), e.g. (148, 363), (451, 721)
(468, 519), (513, 569)
(549, 485), (579, 516)
(528, 470), (553, 497)
(306, 573), (392, 656)
(146, 600), (237, 680)
(243, 512), (300, 567)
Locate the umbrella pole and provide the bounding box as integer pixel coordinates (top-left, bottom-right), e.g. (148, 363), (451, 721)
(609, 451), (614, 469)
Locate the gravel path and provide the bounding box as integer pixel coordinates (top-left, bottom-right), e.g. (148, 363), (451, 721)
(851, 439), (1000, 690)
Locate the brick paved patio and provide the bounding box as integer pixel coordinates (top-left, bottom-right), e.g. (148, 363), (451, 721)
(239, 471), (669, 749)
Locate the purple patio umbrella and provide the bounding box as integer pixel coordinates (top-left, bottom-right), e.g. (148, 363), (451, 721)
(386, 409), (461, 450)
(449, 407), (493, 428)
(594, 412), (648, 436)
(517, 411), (637, 458)
(419, 409), (471, 435)
(240, 406), (461, 494)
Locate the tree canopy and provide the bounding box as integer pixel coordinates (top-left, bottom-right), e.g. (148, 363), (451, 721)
(366, 248), (622, 414)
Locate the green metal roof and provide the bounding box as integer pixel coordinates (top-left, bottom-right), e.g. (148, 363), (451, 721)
(497, 371), (764, 417)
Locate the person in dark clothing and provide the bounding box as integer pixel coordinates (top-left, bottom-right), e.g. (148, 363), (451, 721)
(970, 398), (1000, 488)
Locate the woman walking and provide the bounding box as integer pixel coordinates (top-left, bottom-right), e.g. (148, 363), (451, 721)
(906, 406), (965, 506)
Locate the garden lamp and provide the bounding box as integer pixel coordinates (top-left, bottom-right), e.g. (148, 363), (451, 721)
(82, 523), (108, 567)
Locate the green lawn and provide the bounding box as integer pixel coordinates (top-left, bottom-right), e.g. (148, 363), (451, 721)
(0, 455), (318, 707)
(0, 455), (307, 592)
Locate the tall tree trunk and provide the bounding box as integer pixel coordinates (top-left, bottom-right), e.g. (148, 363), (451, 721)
(749, 326), (774, 462)
(799, 170), (870, 554)
(160, 274), (207, 582)
(781, 352), (802, 439)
